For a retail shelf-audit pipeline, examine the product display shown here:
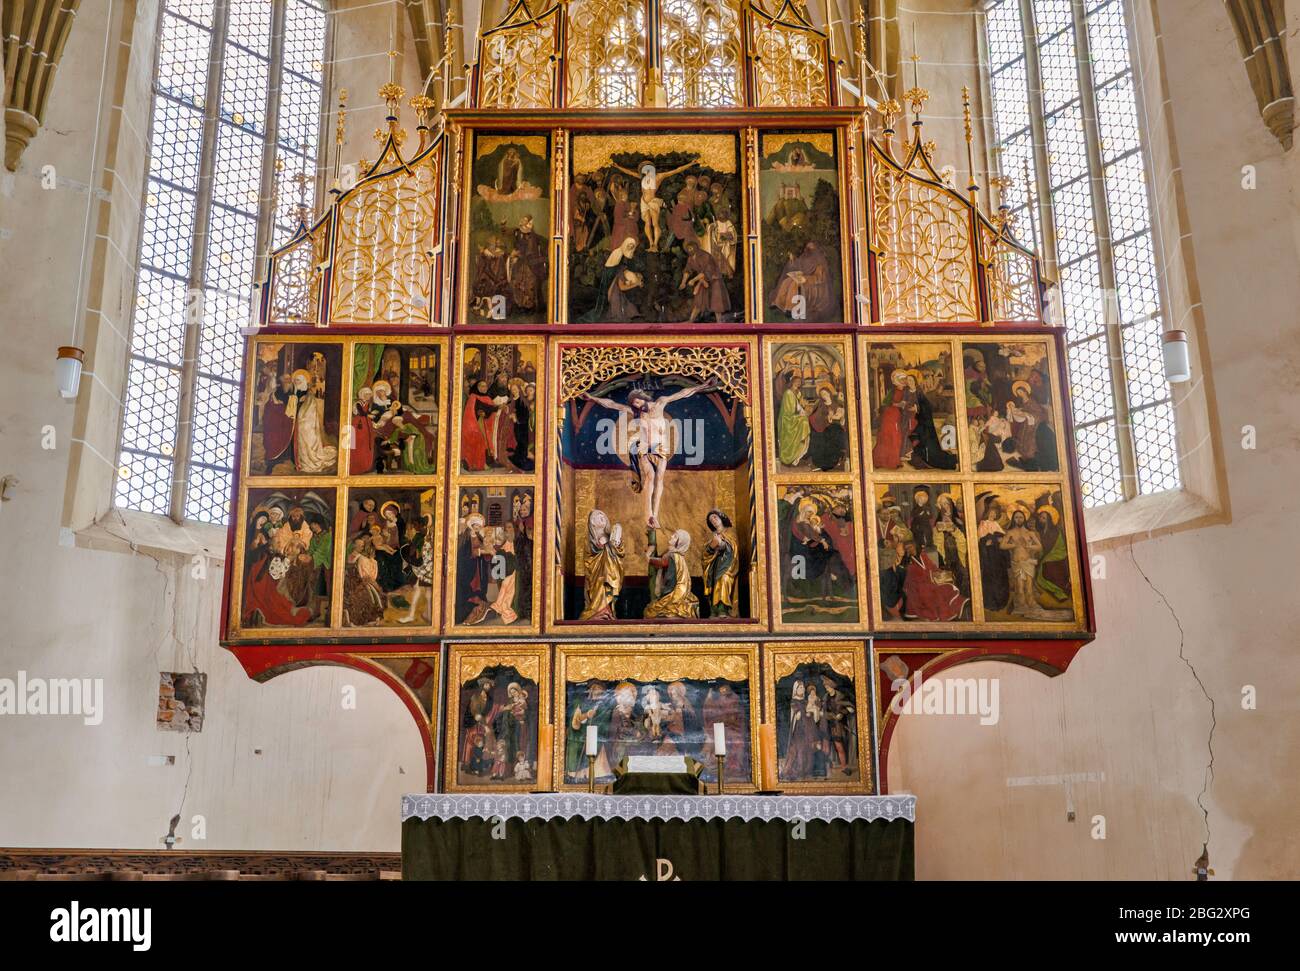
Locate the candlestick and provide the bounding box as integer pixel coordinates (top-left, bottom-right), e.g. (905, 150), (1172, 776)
(587, 754), (596, 793)
(716, 754), (726, 795)
(713, 721), (726, 756)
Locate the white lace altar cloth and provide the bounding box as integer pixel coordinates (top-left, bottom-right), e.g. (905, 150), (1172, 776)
(401, 793), (916, 824)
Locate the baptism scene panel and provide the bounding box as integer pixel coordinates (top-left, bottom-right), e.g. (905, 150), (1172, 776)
(446, 485), (539, 633)
(551, 340), (763, 631)
(768, 336), (858, 477)
(464, 133), (551, 324)
(444, 644), (549, 792)
(759, 132), (845, 323)
(554, 646), (759, 791)
(245, 339), (342, 478)
(341, 487), (439, 629)
(452, 337), (543, 476)
(771, 483), (866, 629)
(346, 340), (445, 476)
(567, 133), (744, 324)
(236, 487), (337, 632)
(872, 482), (973, 627)
(961, 338), (1064, 474)
(973, 483), (1082, 626)
(764, 643), (872, 793)
(862, 339), (961, 473)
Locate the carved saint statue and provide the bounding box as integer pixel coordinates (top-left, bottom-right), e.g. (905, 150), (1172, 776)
(702, 509), (741, 618)
(644, 527), (699, 620)
(579, 509), (625, 622)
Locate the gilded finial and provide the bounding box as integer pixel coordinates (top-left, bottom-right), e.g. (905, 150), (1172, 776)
(334, 89), (349, 147)
(962, 84), (980, 199)
(904, 86), (929, 115)
(373, 126), (408, 147)
(379, 81), (406, 116)
(410, 94), (435, 127)
(878, 97), (903, 133)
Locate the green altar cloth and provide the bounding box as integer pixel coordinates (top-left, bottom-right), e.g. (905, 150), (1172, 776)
(400, 794), (915, 881)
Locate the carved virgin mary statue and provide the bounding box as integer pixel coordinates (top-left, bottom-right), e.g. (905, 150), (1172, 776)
(579, 509), (625, 621)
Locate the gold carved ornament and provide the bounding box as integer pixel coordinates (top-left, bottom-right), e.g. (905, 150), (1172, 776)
(558, 345), (751, 405)
(268, 223), (327, 324)
(749, 0), (829, 108)
(982, 223), (1039, 322)
(659, 0), (743, 108)
(330, 155), (439, 323)
(565, 653), (752, 683)
(477, 0), (560, 109)
(871, 144), (979, 323)
(566, 0), (646, 108)
(772, 652), (856, 682)
(458, 655), (542, 685)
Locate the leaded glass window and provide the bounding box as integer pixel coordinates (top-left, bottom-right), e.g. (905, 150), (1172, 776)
(116, 0), (328, 525)
(984, 0), (1178, 507)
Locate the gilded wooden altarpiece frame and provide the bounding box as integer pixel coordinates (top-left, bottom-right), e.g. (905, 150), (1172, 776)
(443, 642), (552, 793)
(546, 335), (769, 635)
(761, 334), (870, 633)
(228, 333), (451, 643)
(444, 333), (548, 637)
(552, 643), (762, 793)
(860, 333), (1086, 635)
(763, 641), (873, 794)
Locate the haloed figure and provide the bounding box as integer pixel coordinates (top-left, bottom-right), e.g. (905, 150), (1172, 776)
(702, 509), (741, 618)
(579, 509), (625, 622)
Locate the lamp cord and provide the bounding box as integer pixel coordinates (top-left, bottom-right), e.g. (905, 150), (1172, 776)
(70, 0), (116, 348)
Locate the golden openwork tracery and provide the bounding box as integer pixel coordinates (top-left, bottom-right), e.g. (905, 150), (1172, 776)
(981, 222), (1040, 321)
(267, 222), (326, 325)
(660, 0), (744, 107)
(475, 0), (561, 109)
(330, 149), (440, 324)
(566, 0), (646, 108)
(558, 344), (751, 405)
(871, 142), (980, 323)
(749, 0), (830, 108)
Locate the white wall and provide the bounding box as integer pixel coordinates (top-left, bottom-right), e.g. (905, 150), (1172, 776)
(889, 0), (1300, 880)
(0, 0), (423, 852)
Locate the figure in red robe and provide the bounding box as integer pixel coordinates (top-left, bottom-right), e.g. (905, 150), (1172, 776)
(902, 548), (968, 622)
(460, 379), (506, 471)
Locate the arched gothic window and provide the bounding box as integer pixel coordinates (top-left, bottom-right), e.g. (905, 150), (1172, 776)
(984, 0), (1177, 507)
(116, 0), (329, 524)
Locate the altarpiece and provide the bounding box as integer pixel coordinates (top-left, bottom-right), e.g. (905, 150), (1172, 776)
(221, 0), (1096, 796)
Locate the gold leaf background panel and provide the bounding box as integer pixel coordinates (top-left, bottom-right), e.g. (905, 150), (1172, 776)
(571, 132), (739, 175)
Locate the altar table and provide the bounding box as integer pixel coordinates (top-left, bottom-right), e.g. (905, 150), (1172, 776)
(401, 794), (915, 881)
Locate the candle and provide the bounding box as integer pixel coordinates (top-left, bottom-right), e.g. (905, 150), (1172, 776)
(713, 722), (726, 756)
(586, 725), (597, 756)
(760, 722), (777, 791)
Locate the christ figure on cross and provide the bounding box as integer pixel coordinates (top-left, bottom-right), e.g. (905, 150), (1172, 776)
(583, 377), (719, 528)
(610, 156), (699, 252)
